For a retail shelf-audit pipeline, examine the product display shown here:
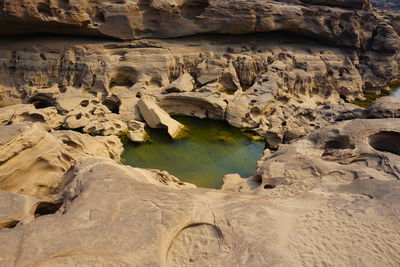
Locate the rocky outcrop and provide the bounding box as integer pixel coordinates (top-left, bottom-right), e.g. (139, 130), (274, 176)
(1, 0), (397, 53)
(225, 118), (400, 197)
(0, 104), (63, 130)
(0, 1), (399, 265)
(1, 153), (399, 266)
(138, 98), (185, 138)
(0, 30), (397, 145)
(159, 92), (228, 120)
(0, 190), (39, 229)
(164, 72), (195, 93)
(0, 123), (122, 196)
(366, 96), (400, 118)
(127, 120), (148, 143)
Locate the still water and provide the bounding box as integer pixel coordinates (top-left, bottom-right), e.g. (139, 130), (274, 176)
(392, 84), (400, 97)
(121, 116), (265, 188)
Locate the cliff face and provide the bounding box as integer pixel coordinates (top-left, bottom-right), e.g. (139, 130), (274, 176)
(0, 0), (397, 50)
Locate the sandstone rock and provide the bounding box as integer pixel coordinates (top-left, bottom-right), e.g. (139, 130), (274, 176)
(0, 1), (399, 265)
(63, 101), (113, 130)
(196, 61), (223, 85)
(83, 119), (128, 136)
(0, 104), (64, 130)
(138, 98), (185, 138)
(158, 92), (228, 120)
(231, 119), (400, 197)
(0, 123), (122, 196)
(164, 72), (195, 93)
(0, 32), (396, 119)
(1, 155), (399, 266)
(0, 190), (39, 229)
(366, 96), (400, 118)
(127, 120), (148, 143)
(219, 62), (242, 93)
(372, 22), (400, 52)
(0, 0), (398, 54)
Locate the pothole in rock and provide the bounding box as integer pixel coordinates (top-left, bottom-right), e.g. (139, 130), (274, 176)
(369, 131), (400, 156)
(121, 116), (265, 188)
(179, 0), (209, 19)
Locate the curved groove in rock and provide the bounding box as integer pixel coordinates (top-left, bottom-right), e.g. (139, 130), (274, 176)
(165, 222), (225, 266)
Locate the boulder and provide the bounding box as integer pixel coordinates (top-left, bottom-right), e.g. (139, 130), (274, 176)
(366, 96), (400, 118)
(164, 72), (195, 93)
(137, 98), (185, 138)
(158, 92), (228, 120)
(127, 120), (148, 143)
(0, 0), (397, 53)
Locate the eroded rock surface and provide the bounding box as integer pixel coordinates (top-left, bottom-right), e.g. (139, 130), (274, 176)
(0, 0), (399, 266)
(138, 98), (185, 138)
(0, 123), (122, 196)
(225, 118), (400, 197)
(0, 152), (399, 266)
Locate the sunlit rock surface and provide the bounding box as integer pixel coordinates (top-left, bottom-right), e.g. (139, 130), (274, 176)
(0, 0), (399, 266)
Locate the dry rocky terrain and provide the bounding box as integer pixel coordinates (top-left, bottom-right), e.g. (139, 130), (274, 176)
(0, 0), (399, 266)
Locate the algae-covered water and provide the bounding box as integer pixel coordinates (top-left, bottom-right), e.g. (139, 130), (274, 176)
(121, 116), (265, 188)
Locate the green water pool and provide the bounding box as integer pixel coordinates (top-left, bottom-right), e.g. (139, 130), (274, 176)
(121, 116), (266, 188)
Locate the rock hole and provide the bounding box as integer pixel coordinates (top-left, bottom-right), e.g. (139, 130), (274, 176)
(249, 174), (262, 188)
(179, 0), (209, 19)
(39, 53), (46, 60)
(109, 67), (138, 88)
(34, 202), (63, 218)
(37, 2), (52, 17)
(1, 220), (19, 229)
(58, 85), (67, 93)
(324, 135), (355, 150)
(250, 107), (261, 115)
(93, 9), (106, 23)
(80, 100), (89, 107)
(57, 0), (70, 9)
(76, 113), (82, 120)
(29, 94), (55, 109)
(102, 96), (121, 114)
(264, 184), (276, 189)
(138, 0), (151, 11)
(369, 131), (400, 155)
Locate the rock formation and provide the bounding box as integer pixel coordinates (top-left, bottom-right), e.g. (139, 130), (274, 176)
(0, 123), (122, 196)
(0, 0), (399, 266)
(138, 98), (185, 138)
